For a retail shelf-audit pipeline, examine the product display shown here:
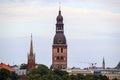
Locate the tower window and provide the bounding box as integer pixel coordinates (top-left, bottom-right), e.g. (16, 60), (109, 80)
(57, 56), (59, 60)
(57, 48), (59, 53)
(61, 48), (63, 53)
(61, 56), (64, 60)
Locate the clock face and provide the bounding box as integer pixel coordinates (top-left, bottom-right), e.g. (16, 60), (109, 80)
(58, 39), (62, 43)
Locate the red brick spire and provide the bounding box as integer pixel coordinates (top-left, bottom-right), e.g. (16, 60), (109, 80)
(27, 34), (35, 73)
(30, 33), (33, 56)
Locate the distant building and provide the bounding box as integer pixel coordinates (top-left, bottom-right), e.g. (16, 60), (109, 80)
(12, 65), (26, 76)
(93, 61), (120, 80)
(0, 63), (14, 72)
(52, 7), (67, 69)
(66, 68), (93, 75)
(101, 69), (120, 80)
(27, 34), (36, 72)
(115, 62), (120, 69)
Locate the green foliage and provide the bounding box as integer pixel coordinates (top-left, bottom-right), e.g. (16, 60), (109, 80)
(70, 75), (78, 80)
(10, 72), (19, 80)
(112, 78), (118, 80)
(27, 64), (51, 80)
(0, 68), (19, 80)
(26, 64), (109, 80)
(53, 69), (68, 76)
(0, 68), (10, 80)
(40, 74), (62, 80)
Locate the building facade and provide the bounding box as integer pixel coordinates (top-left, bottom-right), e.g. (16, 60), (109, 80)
(12, 65), (26, 76)
(66, 68), (93, 75)
(101, 69), (120, 80)
(52, 8), (67, 69)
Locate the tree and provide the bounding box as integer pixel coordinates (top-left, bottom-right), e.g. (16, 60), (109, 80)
(0, 68), (10, 80)
(0, 68), (19, 80)
(99, 75), (109, 80)
(27, 64), (70, 80)
(40, 74), (62, 80)
(53, 69), (69, 80)
(26, 64), (109, 80)
(53, 69), (68, 76)
(10, 72), (19, 80)
(69, 75), (78, 80)
(26, 64), (50, 80)
(77, 74), (84, 80)
(112, 78), (118, 80)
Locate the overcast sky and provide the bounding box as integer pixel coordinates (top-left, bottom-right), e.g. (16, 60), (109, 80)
(0, 0), (120, 69)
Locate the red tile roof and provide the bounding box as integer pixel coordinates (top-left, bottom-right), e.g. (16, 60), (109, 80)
(0, 63), (14, 72)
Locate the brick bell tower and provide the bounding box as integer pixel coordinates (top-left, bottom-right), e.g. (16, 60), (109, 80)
(52, 7), (67, 69)
(27, 34), (35, 72)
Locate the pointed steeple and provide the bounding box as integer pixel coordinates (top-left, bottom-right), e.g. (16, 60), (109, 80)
(102, 57), (105, 69)
(27, 33), (35, 73)
(103, 57), (105, 64)
(30, 33), (33, 56)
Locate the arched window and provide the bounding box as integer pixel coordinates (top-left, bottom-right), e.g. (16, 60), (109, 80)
(61, 56), (64, 60)
(57, 48), (59, 53)
(61, 48), (63, 53)
(57, 56), (59, 60)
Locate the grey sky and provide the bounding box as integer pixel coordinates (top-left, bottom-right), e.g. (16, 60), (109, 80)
(0, 0), (120, 68)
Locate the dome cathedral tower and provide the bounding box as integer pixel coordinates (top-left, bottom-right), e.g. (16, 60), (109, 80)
(52, 6), (67, 69)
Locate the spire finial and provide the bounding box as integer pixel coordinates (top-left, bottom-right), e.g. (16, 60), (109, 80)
(58, 2), (61, 15)
(59, 2), (61, 11)
(31, 33), (32, 39)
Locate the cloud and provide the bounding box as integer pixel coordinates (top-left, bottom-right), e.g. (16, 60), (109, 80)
(66, 0), (120, 10)
(0, 0), (120, 40)
(0, 0), (120, 68)
(0, 5), (119, 23)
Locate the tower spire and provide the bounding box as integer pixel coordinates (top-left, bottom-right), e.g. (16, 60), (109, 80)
(27, 33), (35, 72)
(30, 33), (33, 56)
(103, 57), (105, 69)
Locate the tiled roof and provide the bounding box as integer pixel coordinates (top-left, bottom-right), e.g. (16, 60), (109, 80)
(0, 63), (14, 72)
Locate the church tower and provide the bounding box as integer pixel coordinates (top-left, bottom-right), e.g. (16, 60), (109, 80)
(52, 7), (67, 69)
(102, 57), (105, 69)
(27, 34), (35, 72)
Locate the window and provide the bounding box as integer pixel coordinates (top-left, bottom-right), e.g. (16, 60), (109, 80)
(57, 56), (59, 60)
(57, 48), (59, 53)
(61, 56), (64, 60)
(61, 48), (63, 53)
